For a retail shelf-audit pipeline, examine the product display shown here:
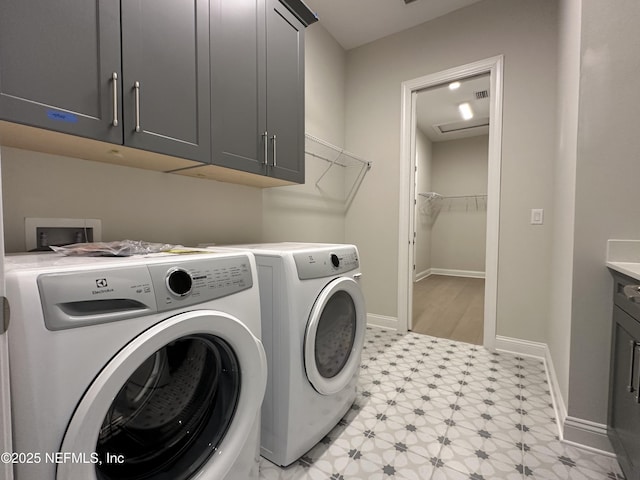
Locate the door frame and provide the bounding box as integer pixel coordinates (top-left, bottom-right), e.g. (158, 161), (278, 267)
(397, 55), (504, 350)
(0, 148), (12, 480)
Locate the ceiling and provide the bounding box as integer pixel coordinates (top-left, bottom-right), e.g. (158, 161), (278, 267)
(416, 74), (490, 142)
(303, 0), (483, 50)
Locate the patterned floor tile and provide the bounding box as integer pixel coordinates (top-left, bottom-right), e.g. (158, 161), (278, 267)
(524, 450), (619, 479)
(259, 327), (622, 480)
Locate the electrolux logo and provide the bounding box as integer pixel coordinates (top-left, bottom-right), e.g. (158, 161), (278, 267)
(92, 278), (114, 295)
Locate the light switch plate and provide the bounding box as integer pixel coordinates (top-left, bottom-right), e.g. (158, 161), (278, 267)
(530, 209), (544, 225)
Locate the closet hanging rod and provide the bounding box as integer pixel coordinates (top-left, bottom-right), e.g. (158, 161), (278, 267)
(419, 192), (486, 200)
(442, 194), (487, 199)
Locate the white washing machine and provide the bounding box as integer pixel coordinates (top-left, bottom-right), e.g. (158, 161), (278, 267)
(5, 250), (267, 480)
(216, 243), (366, 467)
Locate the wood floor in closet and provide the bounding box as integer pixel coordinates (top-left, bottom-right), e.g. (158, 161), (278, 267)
(411, 275), (484, 345)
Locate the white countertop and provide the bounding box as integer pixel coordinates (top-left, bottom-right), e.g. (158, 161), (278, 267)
(606, 261), (640, 281)
(607, 239), (640, 281)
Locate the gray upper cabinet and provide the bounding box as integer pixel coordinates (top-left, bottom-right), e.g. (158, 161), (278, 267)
(121, 0), (210, 162)
(211, 0), (308, 184)
(210, 0), (265, 176)
(0, 0), (210, 164)
(0, 0), (122, 144)
(265, 0), (305, 183)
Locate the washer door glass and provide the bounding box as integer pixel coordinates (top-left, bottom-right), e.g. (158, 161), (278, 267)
(96, 335), (238, 480)
(57, 310), (267, 480)
(304, 277), (366, 395)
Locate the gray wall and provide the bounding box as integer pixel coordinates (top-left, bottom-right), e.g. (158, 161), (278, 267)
(567, 0), (640, 438)
(548, 0), (581, 423)
(343, 0), (558, 344)
(2, 147), (262, 252)
(430, 136), (488, 274)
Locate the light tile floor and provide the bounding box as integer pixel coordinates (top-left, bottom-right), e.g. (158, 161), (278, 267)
(259, 327), (625, 480)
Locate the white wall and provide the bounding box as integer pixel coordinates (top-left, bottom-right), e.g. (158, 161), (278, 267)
(344, 0), (558, 343)
(414, 128), (432, 278)
(1, 147), (263, 252)
(430, 136), (488, 274)
(565, 0), (640, 445)
(261, 23), (348, 244)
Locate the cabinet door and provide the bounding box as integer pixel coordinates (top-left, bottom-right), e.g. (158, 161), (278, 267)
(121, 0), (210, 163)
(265, 0), (305, 183)
(609, 306), (640, 479)
(0, 0), (122, 143)
(210, 0), (267, 176)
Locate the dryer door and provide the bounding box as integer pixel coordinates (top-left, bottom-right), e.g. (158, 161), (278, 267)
(304, 276), (366, 395)
(57, 310), (266, 480)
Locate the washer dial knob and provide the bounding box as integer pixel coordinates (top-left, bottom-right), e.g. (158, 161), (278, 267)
(330, 253), (340, 268)
(166, 268), (193, 297)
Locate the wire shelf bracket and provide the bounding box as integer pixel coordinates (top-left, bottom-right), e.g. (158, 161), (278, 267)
(305, 133), (372, 210)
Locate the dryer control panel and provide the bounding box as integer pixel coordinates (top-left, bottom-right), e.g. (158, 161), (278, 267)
(37, 255), (253, 330)
(293, 247), (359, 280)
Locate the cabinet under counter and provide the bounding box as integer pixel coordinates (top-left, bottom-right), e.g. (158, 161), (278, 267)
(608, 269), (640, 480)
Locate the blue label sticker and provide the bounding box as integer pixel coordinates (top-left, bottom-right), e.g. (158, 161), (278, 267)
(47, 110), (78, 123)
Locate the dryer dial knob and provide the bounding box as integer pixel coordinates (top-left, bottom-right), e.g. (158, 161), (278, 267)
(330, 253), (340, 268)
(166, 268), (193, 297)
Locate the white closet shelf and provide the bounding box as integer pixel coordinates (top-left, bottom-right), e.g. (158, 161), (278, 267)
(418, 192), (487, 215)
(305, 134), (372, 174)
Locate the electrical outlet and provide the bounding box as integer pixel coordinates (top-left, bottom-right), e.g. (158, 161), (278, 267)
(530, 209), (544, 225)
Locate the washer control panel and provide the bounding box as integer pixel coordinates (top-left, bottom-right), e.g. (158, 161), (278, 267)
(294, 246), (359, 280)
(37, 254), (253, 330)
(148, 255), (253, 311)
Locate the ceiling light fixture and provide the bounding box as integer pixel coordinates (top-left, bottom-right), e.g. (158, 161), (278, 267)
(458, 102), (473, 120)
(448, 81), (461, 90)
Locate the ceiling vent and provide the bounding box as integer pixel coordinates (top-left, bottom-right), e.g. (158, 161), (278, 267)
(475, 90), (489, 99)
(435, 117), (490, 134)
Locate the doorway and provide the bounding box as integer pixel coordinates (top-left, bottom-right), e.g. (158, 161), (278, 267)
(397, 56), (503, 350)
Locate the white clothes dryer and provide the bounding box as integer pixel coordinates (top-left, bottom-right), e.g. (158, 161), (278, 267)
(5, 251), (267, 480)
(216, 243), (366, 467)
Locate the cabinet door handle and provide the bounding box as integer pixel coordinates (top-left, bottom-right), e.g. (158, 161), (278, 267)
(629, 340), (638, 393)
(623, 285), (640, 302)
(271, 134), (277, 167)
(111, 72), (119, 127)
(134, 81), (141, 133)
(0, 297), (9, 335)
(262, 131), (269, 166)
(636, 343), (640, 403)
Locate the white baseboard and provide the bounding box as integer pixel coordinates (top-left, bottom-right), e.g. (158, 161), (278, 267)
(367, 313), (399, 331)
(495, 335), (614, 455)
(430, 268), (485, 279)
(563, 417), (614, 455)
(543, 343), (568, 439)
(494, 335), (547, 358)
(415, 269), (431, 282)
